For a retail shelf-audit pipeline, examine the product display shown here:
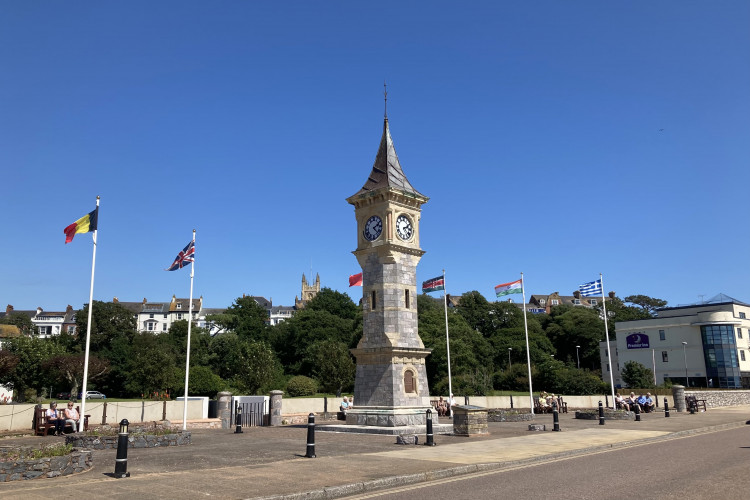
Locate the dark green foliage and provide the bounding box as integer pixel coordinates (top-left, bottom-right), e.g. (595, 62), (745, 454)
(541, 306), (606, 371)
(305, 287), (359, 320)
(306, 340), (355, 395)
(207, 296), (269, 342)
(0, 311), (36, 336)
(286, 375), (318, 397)
(621, 360), (655, 389)
(184, 366), (225, 397)
(623, 295), (667, 316)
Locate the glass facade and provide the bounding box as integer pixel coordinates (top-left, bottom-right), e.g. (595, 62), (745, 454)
(701, 325), (741, 388)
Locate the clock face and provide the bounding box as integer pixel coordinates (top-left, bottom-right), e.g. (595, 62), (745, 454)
(396, 214), (413, 241)
(363, 215), (382, 241)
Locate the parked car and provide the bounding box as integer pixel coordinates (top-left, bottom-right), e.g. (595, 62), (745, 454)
(78, 391), (106, 399)
(56, 392), (71, 400)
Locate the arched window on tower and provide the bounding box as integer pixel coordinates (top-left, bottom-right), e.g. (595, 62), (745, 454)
(404, 370), (415, 393)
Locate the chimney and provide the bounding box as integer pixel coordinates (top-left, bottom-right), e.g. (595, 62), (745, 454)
(143, 298), (148, 304)
(66, 305), (73, 313)
(113, 297), (119, 303)
(6, 305), (13, 314)
(573, 290), (581, 299)
(609, 291), (616, 299)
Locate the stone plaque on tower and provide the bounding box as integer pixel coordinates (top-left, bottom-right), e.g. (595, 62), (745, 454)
(345, 113), (433, 427)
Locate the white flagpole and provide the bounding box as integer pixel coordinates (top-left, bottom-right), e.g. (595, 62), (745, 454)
(521, 273), (534, 414)
(182, 229), (196, 431)
(442, 269), (453, 415)
(80, 196), (99, 423)
(600, 273), (616, 409)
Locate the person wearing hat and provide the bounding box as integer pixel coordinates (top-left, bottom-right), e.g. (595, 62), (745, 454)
(45, 402), (65, 436)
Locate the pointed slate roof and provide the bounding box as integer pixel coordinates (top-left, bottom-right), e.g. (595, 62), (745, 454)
(352, 118), (424, 197)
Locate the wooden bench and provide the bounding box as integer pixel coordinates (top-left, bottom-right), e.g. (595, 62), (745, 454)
(533, 396), (550, 414)
(35, 406), (89, 436)
(685, 395), (707, 412)
(556, 397), (568, 413)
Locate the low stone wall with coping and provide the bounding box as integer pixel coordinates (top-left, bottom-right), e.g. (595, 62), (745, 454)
(575, 409), (632, 420)
(0, 450), (92, 481)
(487, 409), (534, 422)
(65, 430), (191, 450)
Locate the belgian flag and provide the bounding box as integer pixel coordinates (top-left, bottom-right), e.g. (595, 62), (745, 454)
(64, 208), (98, 244)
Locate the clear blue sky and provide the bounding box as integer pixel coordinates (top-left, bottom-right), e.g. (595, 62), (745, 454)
(2, 1), (749, 312)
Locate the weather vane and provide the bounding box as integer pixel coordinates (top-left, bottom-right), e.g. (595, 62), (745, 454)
(384, 81), (388, 118)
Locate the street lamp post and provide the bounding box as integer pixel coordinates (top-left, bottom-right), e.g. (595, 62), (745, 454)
(508, 348), (512, 370)
(576, 345), (581, 369)
(682, 341), (688, 387)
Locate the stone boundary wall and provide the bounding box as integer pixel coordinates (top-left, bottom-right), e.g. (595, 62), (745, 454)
(575, 410), (632, 421)
(0, 400), (205, 432)
(684, 390), (750, 408)
(487, 410), (534, 422)
(65, 431), (191, 450)
(0, 450), (92, 481)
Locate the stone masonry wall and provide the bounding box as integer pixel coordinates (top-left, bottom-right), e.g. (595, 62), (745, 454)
(684, 390), (750, 408)
(0, 450), (92, 481)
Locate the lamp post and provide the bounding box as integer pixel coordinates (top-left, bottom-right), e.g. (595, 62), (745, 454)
(508, 348), (512, 370)
(682, 341), (688, 387)
(576, 345), (581, 369)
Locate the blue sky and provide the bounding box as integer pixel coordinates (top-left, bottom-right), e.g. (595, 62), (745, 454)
(2, 1), (749, 312)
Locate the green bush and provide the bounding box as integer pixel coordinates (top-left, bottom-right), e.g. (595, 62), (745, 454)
(286, 376), (318, 397)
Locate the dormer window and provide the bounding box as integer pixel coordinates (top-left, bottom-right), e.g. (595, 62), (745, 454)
(539, 299), (546, 305)
(551, 299), (559, 306)
(177, 303), (182, 309)
(573, 299), (581, 305)
(590, 299), (597, 305)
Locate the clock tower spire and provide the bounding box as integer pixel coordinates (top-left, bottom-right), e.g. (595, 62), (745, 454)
(345, 112), (432, 428)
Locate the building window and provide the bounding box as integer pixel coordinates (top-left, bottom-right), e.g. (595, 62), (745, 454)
(551, 299), (559, 306)
(177, 303), (182, 309)
(67, 325), (76, 334)
(659, 330), (666, 341)
(741, 350), (746, 361)
(740, 312), (746, 319)
(662, 351), (668, 362)
(404, 370), (415, 393)
(738, 328), (743, 339)
(149, 313), (154, 319)
(573, 299), (581, 305)
(539, 299), (546, 305)
(146, 323), (154, 331)
(590, 299), (597, 305)
(405, 289), (410, 309)
(177, 313), (183, 320)
(164, 314), (168, 318)
(163, 323), (168, 332)
(371, 291), (376, 310)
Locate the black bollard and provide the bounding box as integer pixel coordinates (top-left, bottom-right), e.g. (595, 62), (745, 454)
(689, 401), (696, 414)
(114, 419), (130, 478)
(664, 397), (670, 418)
(598, 400), (605, 425)
(552, 402), (560, 432)
(635, 403), (641, 422)
(234, 402), (243, 434)
(425, 409), (436, 446)
(305, 413), (316, 458)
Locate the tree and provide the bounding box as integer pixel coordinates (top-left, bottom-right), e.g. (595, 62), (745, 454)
(232, 340), (281, 394)
(623, 295), (667, 317)
(43, 354), (109, 396)
(621, 360), (655, 388)
(206, 296), (269, 342)
(0, 312), (35, 336)
(0, 336), (67, 399)
(306, 340), (355, 395)
(542, 306), (606, 370)
(124, 333), (180, 396)
(305, 287), (359, 320)
(75, 301), (137, 352)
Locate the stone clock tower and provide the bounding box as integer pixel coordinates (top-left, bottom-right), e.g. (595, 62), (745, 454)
(345, 115), (433, 428)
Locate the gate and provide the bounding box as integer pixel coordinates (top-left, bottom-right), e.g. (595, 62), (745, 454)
(233, 400), (267, 427)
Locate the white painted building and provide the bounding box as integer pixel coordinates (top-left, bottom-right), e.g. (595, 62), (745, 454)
(602, 294), (750, 389)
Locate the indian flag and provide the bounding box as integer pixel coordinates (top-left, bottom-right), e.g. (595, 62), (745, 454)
(495, 279), (522, 297)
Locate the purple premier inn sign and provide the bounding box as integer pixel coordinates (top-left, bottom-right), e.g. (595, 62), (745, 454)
(626, 333), (650, 349)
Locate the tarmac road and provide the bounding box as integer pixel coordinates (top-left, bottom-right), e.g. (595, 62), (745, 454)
(342, 425), (750, 500)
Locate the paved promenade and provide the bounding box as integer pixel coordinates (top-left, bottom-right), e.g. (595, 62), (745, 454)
(1, 406), (748, 499)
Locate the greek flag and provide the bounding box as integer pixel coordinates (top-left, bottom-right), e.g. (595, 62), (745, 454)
(579, 279), (602, 297)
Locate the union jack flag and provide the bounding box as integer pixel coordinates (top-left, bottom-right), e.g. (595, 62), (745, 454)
(166, 240), (195, 271)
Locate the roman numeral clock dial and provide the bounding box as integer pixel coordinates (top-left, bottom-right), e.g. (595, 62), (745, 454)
(396, 214), (413, 241)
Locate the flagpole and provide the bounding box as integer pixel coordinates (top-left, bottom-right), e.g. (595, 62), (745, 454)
(521, 273), (534, 414)
(80, 196), (99, 423)
(600, 273), (616, 409)
(442, 269), (453, 415)
(182, 229), (196, 431)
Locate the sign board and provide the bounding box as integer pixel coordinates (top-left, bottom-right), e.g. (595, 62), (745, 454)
(626, 333), (650, 349)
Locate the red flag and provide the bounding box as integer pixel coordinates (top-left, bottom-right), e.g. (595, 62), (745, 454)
(349, 273), (363, 287)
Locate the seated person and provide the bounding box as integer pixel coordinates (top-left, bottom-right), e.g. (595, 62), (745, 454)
(626, 392), (641, 412)
(537, 393), (548, 409)
(642, 392), (655, 413)
(64, 401), (80, 432)
(340, 396), (352, 412)
(45, 402), (64, 436)
(436, 396), (447, 416)
(615, 393), (629, 410)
